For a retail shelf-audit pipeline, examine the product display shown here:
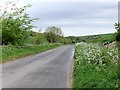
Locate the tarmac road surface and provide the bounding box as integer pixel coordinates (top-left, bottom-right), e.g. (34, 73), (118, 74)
(2, 45), (74, 88)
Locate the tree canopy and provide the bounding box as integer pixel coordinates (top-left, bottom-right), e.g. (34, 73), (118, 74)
(1, 1), (38, 45)
(45, 26), (63, 36)
(45, 26), (64, 43)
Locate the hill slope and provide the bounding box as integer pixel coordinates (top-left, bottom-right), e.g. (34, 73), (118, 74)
(68, 33), (116, 45)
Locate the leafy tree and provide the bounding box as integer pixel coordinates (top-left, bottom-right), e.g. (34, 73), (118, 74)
(58, 36), (72, 44)
(33, 32), (48, 45)
(44, 32), (57, 43)
(45, 26), (63, 43)
(46, 26), (63, 36)
(67, 36), (77, 43)
(1, 1), (38, 45)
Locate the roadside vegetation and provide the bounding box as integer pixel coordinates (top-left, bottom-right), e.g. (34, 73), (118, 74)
(73, 22), (120, 88)
(1, 43), (61, 63)
(73, 42), (118, 88)
(68, 33), (116, 45)
(0, 1), (72, 63)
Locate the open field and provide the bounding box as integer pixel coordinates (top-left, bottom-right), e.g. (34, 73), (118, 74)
(73, 42), (118, 88)
(1, 43), (62, 63)
(87, 33), (116, 45)
(68, 33), (116, 45)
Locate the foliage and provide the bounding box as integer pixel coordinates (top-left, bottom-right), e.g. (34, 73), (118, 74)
(1, 43), (61, 63)
(68, 33), (115, 45)
(44, 32), (58, 43)
(67, 36), (76, 43)
(58, 36), (72, 44)
(87, 34), (116, 45)
(73, 42), (118, 88)
(33, 32), (48, 45)
(115, 22), (120, 42)
(45, 26), (64, 43)
(115, 22), (120, 85)
(1, 1), (38, 45)
(46, 26), (63, 36)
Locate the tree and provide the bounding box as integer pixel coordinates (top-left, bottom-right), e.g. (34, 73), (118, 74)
(1, 1), (38, 45)
(46, 26), (63, 36)
(45, 26), (64, 43)
(33, 32), (48, 45)
(58, 36), (72, 44)
(44, 32), (57, 43)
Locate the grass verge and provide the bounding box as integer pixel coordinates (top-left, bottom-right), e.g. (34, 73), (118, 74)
(73, 42), (118, 88)
(1, 43), (62, 63)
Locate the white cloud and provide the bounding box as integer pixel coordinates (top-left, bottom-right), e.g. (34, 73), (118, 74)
(28, 2), (117, 36)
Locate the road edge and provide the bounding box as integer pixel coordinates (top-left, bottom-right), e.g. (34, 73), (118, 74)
(66, 46), (75, 88)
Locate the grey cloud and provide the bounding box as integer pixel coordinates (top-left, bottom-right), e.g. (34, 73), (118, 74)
(27, 2), (117, 36)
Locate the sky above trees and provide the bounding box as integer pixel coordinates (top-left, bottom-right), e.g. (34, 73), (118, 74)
(1, 0), (118, 36)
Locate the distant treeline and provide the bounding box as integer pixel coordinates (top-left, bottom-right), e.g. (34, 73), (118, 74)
(27, 28), (72, 45)
(67, 33), (116, 45)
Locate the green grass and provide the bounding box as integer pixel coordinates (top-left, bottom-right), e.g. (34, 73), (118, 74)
(68, 33), (116, 45)
(73, 42), (118, 88)
(87, 33), (116, 45)
(1, 43), (62, 63)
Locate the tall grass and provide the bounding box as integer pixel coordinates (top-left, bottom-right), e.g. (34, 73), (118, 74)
(1, 43), (61, 63)
(73, 42), (118, 88)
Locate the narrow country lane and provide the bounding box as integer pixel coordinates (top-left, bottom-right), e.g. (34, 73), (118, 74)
(2, 45), (74, 88)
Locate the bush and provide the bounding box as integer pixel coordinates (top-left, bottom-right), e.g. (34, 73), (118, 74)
(1, 1), (38, 45)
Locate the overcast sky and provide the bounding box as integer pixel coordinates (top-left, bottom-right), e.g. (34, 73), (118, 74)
(1, 0), (118, 36)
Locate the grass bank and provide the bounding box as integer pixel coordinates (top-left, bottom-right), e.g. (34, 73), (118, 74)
(1, 43), (62, 63)
(73, 42), (118, 88)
